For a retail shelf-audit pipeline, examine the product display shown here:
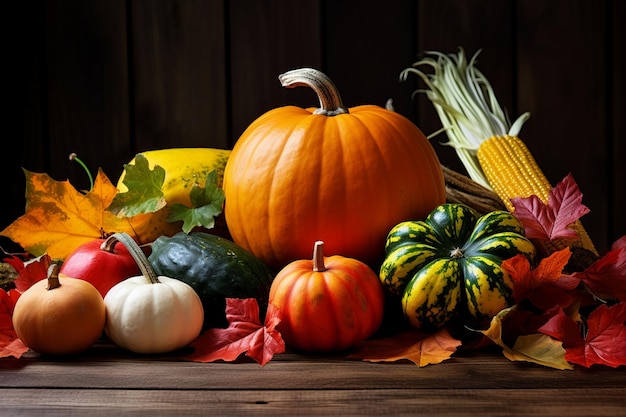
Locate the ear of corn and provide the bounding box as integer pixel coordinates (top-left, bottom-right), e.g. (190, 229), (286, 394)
(477, 135), (598, 257)
(401, 48), (598, 261)
(477, 135), (551, 210)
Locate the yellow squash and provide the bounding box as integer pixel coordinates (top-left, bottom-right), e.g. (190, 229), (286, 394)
(117, 148), (231, 207)
(116, 148), (231, 243)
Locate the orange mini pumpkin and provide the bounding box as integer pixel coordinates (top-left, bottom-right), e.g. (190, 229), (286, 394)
(268, 241), (385, 352)
(12, 264), (106, 355)
(223, 68), (445, 270)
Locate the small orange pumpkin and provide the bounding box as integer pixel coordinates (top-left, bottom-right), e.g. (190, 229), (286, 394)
(223, 68), (445, 270)
(268, 241), (385, 352)
(12, 264), (106, 355)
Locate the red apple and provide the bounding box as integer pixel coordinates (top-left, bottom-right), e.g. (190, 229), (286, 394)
(60, 238), (141, 297)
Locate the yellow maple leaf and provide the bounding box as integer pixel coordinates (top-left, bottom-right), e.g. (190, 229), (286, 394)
(0, 169), (172, 261)
(348, 328), (462, 367)
(478, 306), (573, 370)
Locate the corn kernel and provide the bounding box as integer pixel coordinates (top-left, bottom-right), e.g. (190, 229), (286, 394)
(477, 135), (598, 257)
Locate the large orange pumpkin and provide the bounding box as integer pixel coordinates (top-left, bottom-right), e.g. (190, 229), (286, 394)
(223, 68), (445, 270)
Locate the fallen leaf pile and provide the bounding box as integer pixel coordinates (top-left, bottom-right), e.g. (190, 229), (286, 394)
(474, 175), (626, 369)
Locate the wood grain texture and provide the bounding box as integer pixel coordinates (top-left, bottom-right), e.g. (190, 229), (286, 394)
(323, 0), (416, 117)
(1, 345), (625, 416)
(516, 0), (609, 251)
(131, 0), (228, 151)
(2, 0), (624, 254)
(611, 0), (625, 247)
(43, 0), (131, 192)
(413, 0), (515, 175)
(228, 0), (322, 142)
(1, 388), (625, 417)
(3, 2), (47, 244)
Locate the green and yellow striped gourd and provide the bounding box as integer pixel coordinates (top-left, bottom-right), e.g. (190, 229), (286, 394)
(379, 203), (536, 330)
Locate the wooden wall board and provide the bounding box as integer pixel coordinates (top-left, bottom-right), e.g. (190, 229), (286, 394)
(43, 0), (130, 192)
(516, 0), (609, 251)
(228, 0), (323, 143)
(3, 2), (48, 235)
(413, 0), (515, 174)
(131, 0), (228, 153)
(1, 0), (623, 255)
(611, 0), (625, 247)
(322, 0), (416, 117)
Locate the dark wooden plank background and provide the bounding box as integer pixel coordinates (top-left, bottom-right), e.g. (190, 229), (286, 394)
(4, 0), (624, 254)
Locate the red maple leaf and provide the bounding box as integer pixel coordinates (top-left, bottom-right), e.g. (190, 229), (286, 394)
(511, 173), (590, 241)
(502, 249), (579, 310)
(12, 254), (51, 293)
(569, 246), (626, 302)
(538, 302), (626, 368)
(184, 298), (285, 366)
(0, 289), (28, 358)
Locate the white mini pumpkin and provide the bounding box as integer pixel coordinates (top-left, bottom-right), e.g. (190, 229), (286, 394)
(103, 233), (204, 354)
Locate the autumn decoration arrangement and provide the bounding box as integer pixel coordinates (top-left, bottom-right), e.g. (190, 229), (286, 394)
(1, 50), (624, 369)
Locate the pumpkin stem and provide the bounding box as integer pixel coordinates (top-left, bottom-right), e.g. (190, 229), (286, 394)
(107, 233), (161, 284)
(312, 241), (327, 272)
(279, 68), (349, 116)
(46, 264), (62, 290)
(450, 247), (465, 258)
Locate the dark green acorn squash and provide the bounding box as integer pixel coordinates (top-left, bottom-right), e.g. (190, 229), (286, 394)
(379, 203), (536, 330)
(148, 232), (274, 329)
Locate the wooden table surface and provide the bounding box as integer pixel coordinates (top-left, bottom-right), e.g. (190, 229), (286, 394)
(1, 341), (624, 417)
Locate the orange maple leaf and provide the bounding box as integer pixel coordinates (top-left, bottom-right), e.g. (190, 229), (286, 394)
(348, 328), (462, 367)
(502, 249), (579, 310)
(0, 169), (164, 260)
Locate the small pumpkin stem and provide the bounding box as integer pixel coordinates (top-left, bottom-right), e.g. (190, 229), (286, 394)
(312, 241), (327, 272)
(46, 264), (61, 290)
(107, 233), (160, 284)
(450, 247), (464, 258)
(278, 68), (349, 117)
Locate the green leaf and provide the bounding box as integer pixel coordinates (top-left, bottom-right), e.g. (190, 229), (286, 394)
(107, 154), (167, 217)
(167, 170), (225, 233)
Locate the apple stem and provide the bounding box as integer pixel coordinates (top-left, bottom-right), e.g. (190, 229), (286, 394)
(100, 236), (120, 254)
(69, 152), (94, 191)
(107, 233), (161, 284)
